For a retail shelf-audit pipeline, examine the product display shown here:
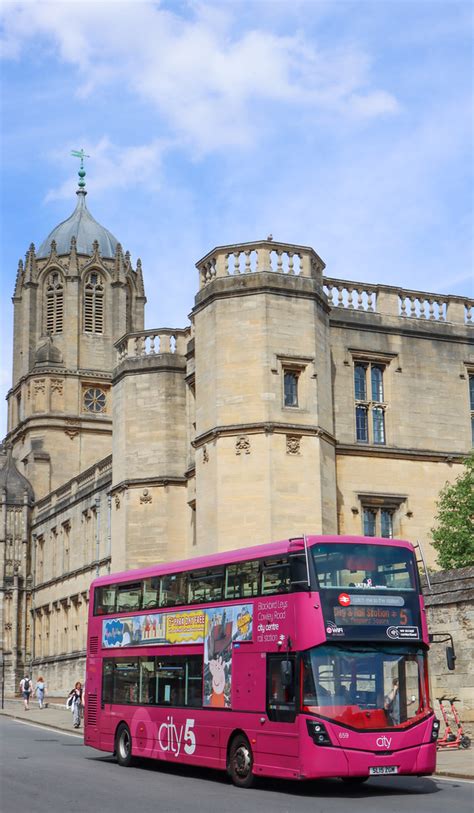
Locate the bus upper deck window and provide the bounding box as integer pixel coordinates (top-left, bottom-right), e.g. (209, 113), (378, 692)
(95, 586), (116, 615)
(143, 577), (160, 610)
(160, 573), (187, 607)
(261, 558), (291, 595)
(225, 560), (260, 599)
(116, 582), (142, 613)
(188, 569), (224, 604)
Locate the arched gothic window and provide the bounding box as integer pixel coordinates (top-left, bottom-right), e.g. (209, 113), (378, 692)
(45, 271), (64, 334)
(84, 271), (104, 333)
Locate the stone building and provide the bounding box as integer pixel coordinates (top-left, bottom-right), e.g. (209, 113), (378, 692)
(1, 170), (473, 697)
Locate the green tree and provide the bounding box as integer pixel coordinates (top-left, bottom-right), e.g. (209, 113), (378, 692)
(431, 452), (474, 569)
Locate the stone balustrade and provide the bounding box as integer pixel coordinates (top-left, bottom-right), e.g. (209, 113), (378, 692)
(323, 277), (472, 325)
(116, 328), (191, 362)
(196, 240), (326, 289)
(323, 279), (377, 312)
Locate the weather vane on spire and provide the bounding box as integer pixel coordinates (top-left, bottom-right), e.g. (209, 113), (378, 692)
(71, 148), (90, 190)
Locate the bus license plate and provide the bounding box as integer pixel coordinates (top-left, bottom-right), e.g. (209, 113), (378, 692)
(369, 766), (398, 775)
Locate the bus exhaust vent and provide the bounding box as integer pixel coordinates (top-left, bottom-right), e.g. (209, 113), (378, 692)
(87, 693), (98, 726)
(89, 636), (99, 654)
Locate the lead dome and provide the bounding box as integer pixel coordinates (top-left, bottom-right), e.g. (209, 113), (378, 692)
(36, 190), (119, 259)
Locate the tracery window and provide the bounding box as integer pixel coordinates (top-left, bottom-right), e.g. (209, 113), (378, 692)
(354, 363), (386, 444)
(83, 387), (107, 413)
(84, 272), (104, 333)
(45, 271), (64, 333)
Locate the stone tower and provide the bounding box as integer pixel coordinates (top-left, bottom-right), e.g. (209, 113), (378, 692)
(191, 240), (337, 554)
(6, 170), (146, 498)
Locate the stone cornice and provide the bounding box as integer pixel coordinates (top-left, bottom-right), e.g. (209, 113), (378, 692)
(193, 421), (335, 448)
(7, 368), (113, 399)
(33, 474), (112, 524)
(192, 272), (330, 317)
(336, 443), (468, 464)
(7, 415), (112, 448)
(32, 651), (86, 666)
(110, 476), (187, 493)
(113, 354), (187, 385)
(329, 309), (473, 345)
(31, 556), (110, 591)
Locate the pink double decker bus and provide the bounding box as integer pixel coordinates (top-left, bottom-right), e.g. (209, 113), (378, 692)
(84, 534), (440, 787)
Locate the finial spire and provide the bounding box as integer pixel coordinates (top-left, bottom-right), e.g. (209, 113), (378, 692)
(71, 148), (90, 190)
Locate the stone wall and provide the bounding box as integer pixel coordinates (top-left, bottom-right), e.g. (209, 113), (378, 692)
(424, 566), (474, 722)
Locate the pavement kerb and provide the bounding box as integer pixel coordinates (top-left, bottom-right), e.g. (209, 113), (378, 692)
(434, 770), (474, 781)
(0, 707), (83, 737)
(1, 704), (472, 781)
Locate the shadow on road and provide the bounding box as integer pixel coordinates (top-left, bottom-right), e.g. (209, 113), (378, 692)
(85, 753), (442, 797)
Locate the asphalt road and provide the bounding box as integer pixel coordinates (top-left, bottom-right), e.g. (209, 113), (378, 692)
(1, 716), (473, 813)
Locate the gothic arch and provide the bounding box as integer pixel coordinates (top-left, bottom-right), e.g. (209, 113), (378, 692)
(83, 270), (105, 334)
(43, 269), (64, 334)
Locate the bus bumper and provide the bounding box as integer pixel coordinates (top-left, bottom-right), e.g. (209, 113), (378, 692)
(301, 742), (437, 779)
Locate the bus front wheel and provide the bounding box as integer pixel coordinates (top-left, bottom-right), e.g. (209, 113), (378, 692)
(228, 734), (255, 789)
(115, 723), (133, 767)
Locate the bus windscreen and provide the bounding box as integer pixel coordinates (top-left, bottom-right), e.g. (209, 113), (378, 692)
(302, 644), (429, 730)
(311, 543), (417, 591)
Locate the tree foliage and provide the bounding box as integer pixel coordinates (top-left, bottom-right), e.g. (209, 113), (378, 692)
(431, 453), (474, 569)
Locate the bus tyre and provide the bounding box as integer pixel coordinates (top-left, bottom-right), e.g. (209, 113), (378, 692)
(228, 734), (255, 789)
(115, 723), (133, 767)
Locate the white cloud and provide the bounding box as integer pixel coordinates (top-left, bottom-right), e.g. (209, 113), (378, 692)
(44, 136), (170, 200)
(1, 0), (399, 155)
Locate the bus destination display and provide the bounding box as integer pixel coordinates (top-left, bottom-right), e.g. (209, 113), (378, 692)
(320, 589), (421, 641)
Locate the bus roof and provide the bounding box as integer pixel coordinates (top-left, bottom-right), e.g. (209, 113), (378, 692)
(91, 534), (415, 588)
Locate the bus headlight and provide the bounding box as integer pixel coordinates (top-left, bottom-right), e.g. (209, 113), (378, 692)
(306, 720), (332, 746)
(431, 719), (440, 741)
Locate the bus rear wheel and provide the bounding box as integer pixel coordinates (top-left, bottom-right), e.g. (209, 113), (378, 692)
(228, 734), (255, 789)
(115, 723), (134, 767)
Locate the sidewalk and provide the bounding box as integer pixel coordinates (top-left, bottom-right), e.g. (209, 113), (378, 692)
(0, 699), (472, 779)
(0, 698), (82, 737)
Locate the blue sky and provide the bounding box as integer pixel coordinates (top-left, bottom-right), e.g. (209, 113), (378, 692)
(1, 0), (473, 435)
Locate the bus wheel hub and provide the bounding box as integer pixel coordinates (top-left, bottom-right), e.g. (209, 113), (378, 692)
(235, 745), (251, 776)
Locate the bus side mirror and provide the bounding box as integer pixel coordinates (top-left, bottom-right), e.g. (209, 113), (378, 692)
(280, 660), (293, 688)
(446, 646), (456, 671)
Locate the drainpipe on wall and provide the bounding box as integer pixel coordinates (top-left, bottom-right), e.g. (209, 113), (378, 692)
(107, 494), (111, 573)
(12, 567), (19, 688)
(21, 493), (28, 671)
(0, 491), (6, 682)
(95, 495), (101, 577)
(30, 533), (37, 673)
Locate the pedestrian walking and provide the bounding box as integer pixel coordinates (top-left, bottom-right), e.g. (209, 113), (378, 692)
(35, 676), (47, 709)
(67, 681), (84, 728)
(19, 674), (32, 710)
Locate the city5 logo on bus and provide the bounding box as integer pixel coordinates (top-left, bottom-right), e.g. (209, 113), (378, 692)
(338, 593), (351, 607)
(376, 736), (392, 749)
(158, 717), (196, 757)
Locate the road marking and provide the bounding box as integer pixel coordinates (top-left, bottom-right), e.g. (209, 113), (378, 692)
(7, 718), (83, 739)
(434, 775), (474, 785)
